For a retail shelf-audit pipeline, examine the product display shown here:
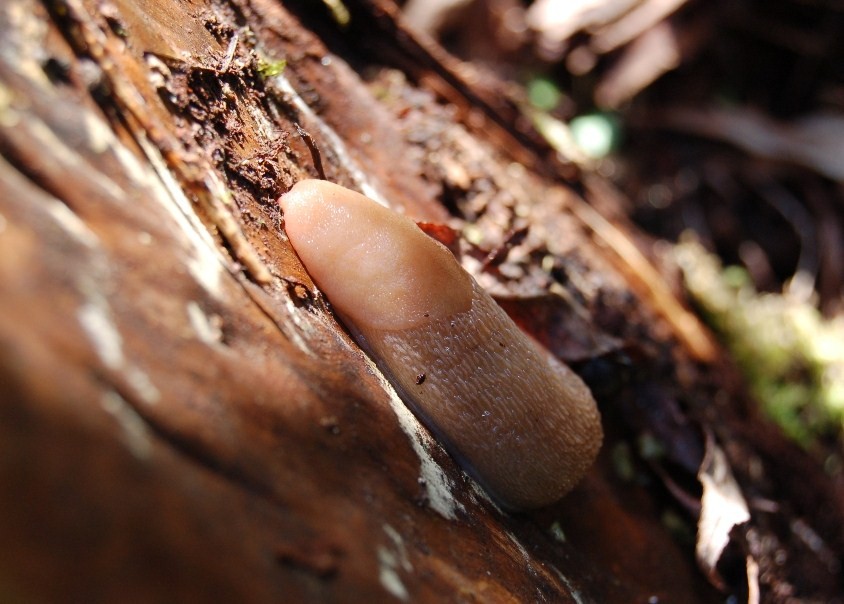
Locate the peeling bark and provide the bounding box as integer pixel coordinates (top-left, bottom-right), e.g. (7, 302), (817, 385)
(0, 0), (840, 602)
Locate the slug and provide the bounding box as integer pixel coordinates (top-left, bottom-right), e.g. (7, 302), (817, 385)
(280, 179), (602, 510)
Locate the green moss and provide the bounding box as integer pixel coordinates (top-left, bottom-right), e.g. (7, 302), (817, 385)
(527, 76), (561, 111)
(322, 0), (350, 26)
(528, 109), (620, 164)
(257, 57), (287, 79)
(569, 113), (620, 159)
(674, 236), (844, 448)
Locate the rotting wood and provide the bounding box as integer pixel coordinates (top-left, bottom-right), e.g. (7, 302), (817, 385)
(0, 0), (841, 602)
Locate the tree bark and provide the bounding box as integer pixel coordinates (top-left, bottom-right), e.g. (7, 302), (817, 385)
(0, 0), (840, 602)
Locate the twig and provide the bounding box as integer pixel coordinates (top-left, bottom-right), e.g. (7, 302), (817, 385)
(295, 123), (326, 180)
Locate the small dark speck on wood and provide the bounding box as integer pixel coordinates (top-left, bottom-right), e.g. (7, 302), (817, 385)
(415, 373), (426, 385)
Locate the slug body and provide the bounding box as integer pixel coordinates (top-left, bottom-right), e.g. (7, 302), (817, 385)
(281, 180), (602, 510)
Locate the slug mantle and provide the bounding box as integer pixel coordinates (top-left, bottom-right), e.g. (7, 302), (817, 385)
(280, 179), (602, 510)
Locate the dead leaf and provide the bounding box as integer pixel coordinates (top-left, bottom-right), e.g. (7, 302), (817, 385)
(696, 435), (751, 588)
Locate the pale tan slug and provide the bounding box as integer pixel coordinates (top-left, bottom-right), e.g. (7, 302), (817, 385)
(280, 179), (602, 510)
